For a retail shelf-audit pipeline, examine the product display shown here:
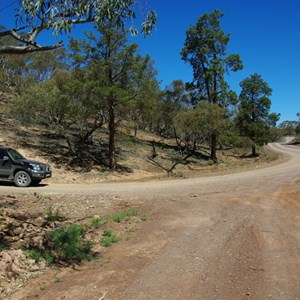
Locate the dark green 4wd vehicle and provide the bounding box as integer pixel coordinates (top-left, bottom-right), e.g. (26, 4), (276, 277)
(0, 147), (52, 187)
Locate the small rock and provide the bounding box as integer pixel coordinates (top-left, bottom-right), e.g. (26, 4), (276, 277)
(6, 272), (14, 280)
(31, 217), (46, 227)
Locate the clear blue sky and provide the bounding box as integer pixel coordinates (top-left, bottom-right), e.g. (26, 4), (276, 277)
(1, 0), (299, 122)
(131, 0), (300, 122)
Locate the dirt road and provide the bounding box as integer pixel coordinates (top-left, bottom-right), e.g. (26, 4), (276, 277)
(6, 143), (300, 300)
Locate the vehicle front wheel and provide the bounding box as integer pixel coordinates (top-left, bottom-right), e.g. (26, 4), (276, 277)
(14, 171), (32, 187)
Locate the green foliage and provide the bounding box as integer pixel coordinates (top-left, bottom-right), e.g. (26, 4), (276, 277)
(278, 120), (300, 136)
(111, 209), (138, 223)
(7, 11), (159, 170)
(0, 37), (29, 92)
(1, 1), (156, 54)
(24, 48), (69, 82)
(174, 101), (229, 153)
(52, 224), (94, 262)
(181, 9), (243, 160)
(181, 9), (243, 107)
(152, 80), (189, 137)
(18, 0), (156, 36)
(236, 73), (280, 156)
(100, 227), (120, 247)
(68, 25), (160, 169)
(89, 209), (144, 232)
(24, 248), (54, 264)
(296, 117), (300, 135)
(90, 217), (109, 229)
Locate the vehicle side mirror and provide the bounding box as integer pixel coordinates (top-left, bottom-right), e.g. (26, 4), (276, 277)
(3, 155), (9, 161)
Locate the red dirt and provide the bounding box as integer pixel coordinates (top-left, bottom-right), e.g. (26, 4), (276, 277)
(2, 143), (300, 300)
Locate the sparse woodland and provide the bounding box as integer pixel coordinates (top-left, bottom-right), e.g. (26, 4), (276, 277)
(0, 2), (298, 174)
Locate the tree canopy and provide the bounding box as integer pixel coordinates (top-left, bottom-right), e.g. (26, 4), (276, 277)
(237, 73), (280, 156)
(0, 0), (156, 54)
(1, 8), (282, 173)
(181, 9), (243, 161)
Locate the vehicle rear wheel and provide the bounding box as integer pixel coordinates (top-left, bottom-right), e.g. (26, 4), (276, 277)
(14, 171), (32, 187)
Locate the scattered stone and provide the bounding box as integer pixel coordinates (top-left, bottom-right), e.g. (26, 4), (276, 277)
(0, 206), (64, 295)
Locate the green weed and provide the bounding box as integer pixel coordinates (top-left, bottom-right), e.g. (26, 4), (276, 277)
(111, 208), (138, 223)
(100, 227), (120, 247)
(90, 217), (109, 228)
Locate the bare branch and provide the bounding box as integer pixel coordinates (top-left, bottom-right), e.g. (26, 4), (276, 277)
(0, 15), (94, 55)
(0, 42), (63, 55)
(0, 27), (28, 38)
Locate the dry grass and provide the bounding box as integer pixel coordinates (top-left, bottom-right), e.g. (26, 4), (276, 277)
(0, 112), (281, 184)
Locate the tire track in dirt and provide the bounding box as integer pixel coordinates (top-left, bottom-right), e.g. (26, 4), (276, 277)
(7, 143), (300, 300)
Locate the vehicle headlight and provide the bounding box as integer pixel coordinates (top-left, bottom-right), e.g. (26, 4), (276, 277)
(30, 164), (43, 171)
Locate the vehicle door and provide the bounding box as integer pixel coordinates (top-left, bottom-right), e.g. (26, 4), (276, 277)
(0, 149), (12, 178)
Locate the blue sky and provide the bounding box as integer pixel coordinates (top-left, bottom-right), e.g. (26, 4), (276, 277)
(1, 0), (299, 122)
(131, 0), (300, 122)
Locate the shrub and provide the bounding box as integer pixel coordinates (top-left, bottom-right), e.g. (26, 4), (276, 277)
(23, 248), (54, 264)
(52, 224), (93, 262)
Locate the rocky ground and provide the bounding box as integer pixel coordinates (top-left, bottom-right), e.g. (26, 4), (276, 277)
(0, 190), (146, 298)
(0, 141), (299, 299)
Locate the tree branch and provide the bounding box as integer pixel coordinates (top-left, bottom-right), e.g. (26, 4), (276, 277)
(0, 16), (94, 55)
(0, 42), (63, 55)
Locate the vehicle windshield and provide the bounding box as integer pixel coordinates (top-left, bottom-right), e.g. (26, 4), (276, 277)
(8, 149), (25, 160)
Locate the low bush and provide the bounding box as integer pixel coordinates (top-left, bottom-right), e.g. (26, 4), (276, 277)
(52, 224), (94, 262)
(24, 248), (54, 264)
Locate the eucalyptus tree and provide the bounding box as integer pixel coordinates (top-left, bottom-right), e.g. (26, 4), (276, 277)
(0, 0), (156, 54)
(24, 48), (69, 82)
(236, 73), (280, 156)
(181, 10), (243, 161)
(153, 80), (190, 138)
(0, 35), (69, 97)
(174, 101), (229, 156)
(126, 56), (161, 137)
(10, 65), (110, 162)
(278, 120), (299, 136)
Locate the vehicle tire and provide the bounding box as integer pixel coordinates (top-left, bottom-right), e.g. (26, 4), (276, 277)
(14, 171), (32, 187)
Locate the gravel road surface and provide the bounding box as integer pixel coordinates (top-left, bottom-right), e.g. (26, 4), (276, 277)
(7, 143), (300, 300)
